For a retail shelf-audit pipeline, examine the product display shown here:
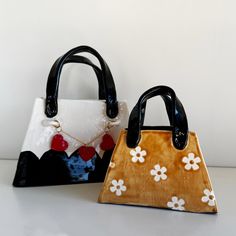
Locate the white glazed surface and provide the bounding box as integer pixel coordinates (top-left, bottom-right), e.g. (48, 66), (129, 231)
(22, 98), (129, 157)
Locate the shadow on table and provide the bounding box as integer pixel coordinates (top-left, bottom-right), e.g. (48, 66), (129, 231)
(11, 182), (103, 203)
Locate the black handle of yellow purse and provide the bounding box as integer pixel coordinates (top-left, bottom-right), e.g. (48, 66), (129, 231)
(126, 85), (188, 150)
(139, 95), (175, 128)
(45, 45), (118, 119)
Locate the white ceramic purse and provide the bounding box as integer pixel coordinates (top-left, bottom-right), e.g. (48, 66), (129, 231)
(13, 46), (128, 187)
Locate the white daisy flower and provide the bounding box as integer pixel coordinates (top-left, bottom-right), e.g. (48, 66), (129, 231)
(150, 164), (167, 182)
(110, 179), (127, 196)
(130, 146), (147, 163)
(201, 189), (216, 206)
(182, 153), (201, 171)
(167, 196), (185, 211)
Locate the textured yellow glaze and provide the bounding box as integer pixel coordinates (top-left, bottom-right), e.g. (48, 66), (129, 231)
(98, 130), (218, 213)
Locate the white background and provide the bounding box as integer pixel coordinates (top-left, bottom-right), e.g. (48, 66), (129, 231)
(0, 0), (235, 166)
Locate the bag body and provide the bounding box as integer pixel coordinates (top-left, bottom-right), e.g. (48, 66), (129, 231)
(13, 46), (128, 187)
(98, 86), (217, 213)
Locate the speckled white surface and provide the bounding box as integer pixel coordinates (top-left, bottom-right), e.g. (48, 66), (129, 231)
(0, 160), (234, 236)
(21, 99), (128, 157)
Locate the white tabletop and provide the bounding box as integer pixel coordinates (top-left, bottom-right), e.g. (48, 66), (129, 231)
(0, 160), (234, 236)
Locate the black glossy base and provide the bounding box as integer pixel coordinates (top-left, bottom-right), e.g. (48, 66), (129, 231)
(13, 149), (112, 187)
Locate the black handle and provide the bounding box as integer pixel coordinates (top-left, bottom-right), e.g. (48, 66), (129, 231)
(62, 56), (174, 124)
(63, 55), (106, 99)
(126, 86), (188, 150)
(139, 95), (175, 128)
(45, 45), (118, 119)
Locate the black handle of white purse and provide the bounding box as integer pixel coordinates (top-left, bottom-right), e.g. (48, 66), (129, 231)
(45, 45), (118, 119)
(126, 85), (188, 150)
(50, 55), (176, 127)
(63, 55), (106, 99)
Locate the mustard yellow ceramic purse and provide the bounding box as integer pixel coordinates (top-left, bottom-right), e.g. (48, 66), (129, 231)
(98, 86), (217, 213)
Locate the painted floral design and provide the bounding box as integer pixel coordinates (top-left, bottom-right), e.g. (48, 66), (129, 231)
(201, 189), (216, 206)
(167, 196), (185, 211)
(150, 164), (167, 182)
(130, 146), (147, 163)
(110, 179), (127, 196)
(182, 153), (201, 171)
